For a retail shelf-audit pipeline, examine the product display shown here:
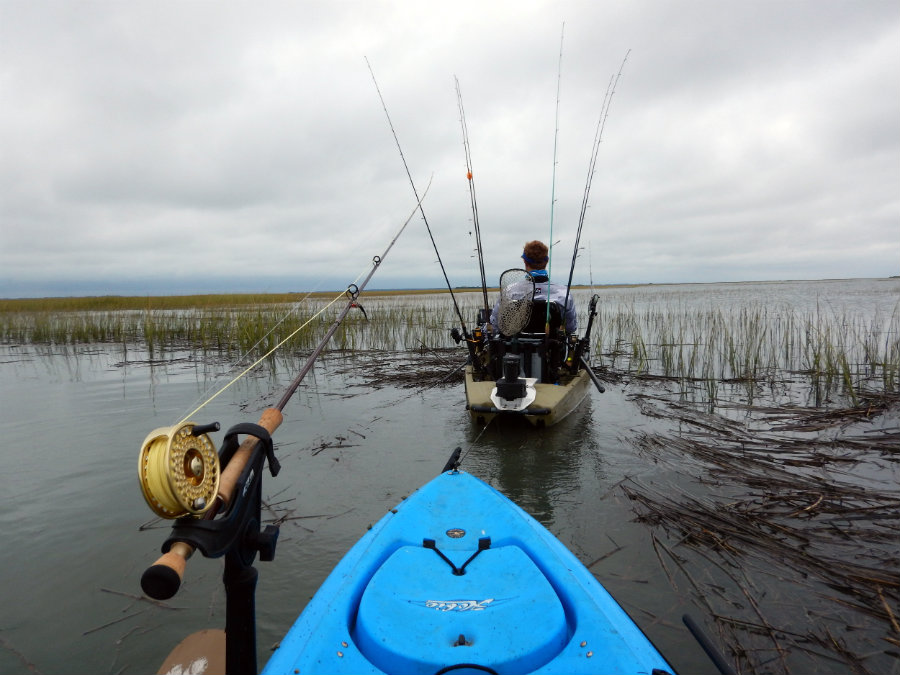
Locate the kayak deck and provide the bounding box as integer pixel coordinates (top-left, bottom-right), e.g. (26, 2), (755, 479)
(263, 471), (674, 675)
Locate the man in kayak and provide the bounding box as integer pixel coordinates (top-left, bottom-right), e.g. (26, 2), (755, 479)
(490, 240), (577, 335)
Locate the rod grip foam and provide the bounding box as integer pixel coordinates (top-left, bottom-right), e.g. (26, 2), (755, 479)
(141, 547), (189, 600)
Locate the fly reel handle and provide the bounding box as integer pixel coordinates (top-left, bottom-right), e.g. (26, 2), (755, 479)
(141, 407), (283, 599)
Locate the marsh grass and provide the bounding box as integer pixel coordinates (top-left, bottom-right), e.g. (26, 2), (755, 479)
(594, 300), (899, 408)
(0, 292), (471, 368)
(0, 289), (451, 314)
(2, 289), (897, 408)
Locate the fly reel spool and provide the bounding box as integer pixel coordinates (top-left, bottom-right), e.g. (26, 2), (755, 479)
(138, 422), (220, 518)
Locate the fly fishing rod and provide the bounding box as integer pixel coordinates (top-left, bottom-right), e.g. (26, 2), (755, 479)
(561, 50), (630, 314)
(365, 58), (475, 357)
(138, 181), (431, 610)
(455, 76), (489, 317)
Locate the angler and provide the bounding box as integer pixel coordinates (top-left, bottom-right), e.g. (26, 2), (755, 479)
(457, 35), (611, 427)
(488, 240), (577, 335)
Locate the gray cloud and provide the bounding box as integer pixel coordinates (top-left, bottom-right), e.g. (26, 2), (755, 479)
(1, 0), (897, 297)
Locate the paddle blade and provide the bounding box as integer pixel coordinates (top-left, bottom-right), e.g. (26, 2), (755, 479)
(157, 629), (225, 675)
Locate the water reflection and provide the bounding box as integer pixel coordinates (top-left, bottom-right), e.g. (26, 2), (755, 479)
(463, 398), (601, 528)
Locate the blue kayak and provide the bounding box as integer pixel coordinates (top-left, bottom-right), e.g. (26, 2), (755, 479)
(262, 470), (675, 675)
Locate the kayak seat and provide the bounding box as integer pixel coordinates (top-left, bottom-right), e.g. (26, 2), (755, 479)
(494, 300), (566, 384)
(499, 337), (565, 384)
(522, 300), (563, 334)
(354, 542), (568, 675)
(505, 336), (546, 381)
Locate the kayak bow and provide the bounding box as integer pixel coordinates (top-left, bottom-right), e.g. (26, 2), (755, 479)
(263, 470), (675, 675)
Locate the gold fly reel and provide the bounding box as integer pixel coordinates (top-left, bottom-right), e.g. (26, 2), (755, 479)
(138, 423), (220, 518)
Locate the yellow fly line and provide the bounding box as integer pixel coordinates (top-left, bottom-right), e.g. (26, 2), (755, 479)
(171, 177), (433, 428)
(176, 278), (365, 426)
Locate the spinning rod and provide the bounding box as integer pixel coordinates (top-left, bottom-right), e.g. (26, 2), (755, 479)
(365, 57), (472, 341)
(138, 182), (430, 597)
(561, 50), (630, 314)
(545, 23), (565, 332)
(455, 76), (489, 316)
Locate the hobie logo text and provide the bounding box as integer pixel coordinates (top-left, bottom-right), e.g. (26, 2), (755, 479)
(423, 599), (494, 612)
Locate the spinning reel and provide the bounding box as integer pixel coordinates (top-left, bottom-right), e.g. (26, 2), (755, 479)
(138, 422), (221, 518)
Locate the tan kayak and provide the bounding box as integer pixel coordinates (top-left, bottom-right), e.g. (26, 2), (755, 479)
(465, 364), (593, 428)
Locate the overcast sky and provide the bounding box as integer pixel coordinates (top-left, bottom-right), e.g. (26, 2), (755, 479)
(2, 1), (898, 297)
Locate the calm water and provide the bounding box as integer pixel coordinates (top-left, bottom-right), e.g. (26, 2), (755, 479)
(587, 277), (900, 317)
(0, 279), (897, 675)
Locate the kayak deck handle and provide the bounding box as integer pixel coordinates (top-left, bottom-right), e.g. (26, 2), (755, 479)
(423, 537), (492, 576)
(434, 664), (499, 674)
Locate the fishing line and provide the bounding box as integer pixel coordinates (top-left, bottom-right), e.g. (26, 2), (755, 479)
(178, 166), (412, 422)
(456, 413), (496, 468)
(174, 180), (433, 425)
(562, 50), (630, 314)
(173, 223), (400, 425)
(175, 268), (379, 424)
(175, 290), (352, 425)
(365, 57), (471, 338)
(174, 285), (331, 423)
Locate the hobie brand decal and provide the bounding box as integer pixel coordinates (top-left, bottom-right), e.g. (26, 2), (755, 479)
(416, 599), (496, 612)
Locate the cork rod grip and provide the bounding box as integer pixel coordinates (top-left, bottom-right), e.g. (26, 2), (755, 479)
(216, 407), (283, 506)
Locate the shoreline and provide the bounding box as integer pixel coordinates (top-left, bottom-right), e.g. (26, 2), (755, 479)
(2, 277), (896, 309)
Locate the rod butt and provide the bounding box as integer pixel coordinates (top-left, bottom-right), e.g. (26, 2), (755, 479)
(141, 545), (190, 600)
